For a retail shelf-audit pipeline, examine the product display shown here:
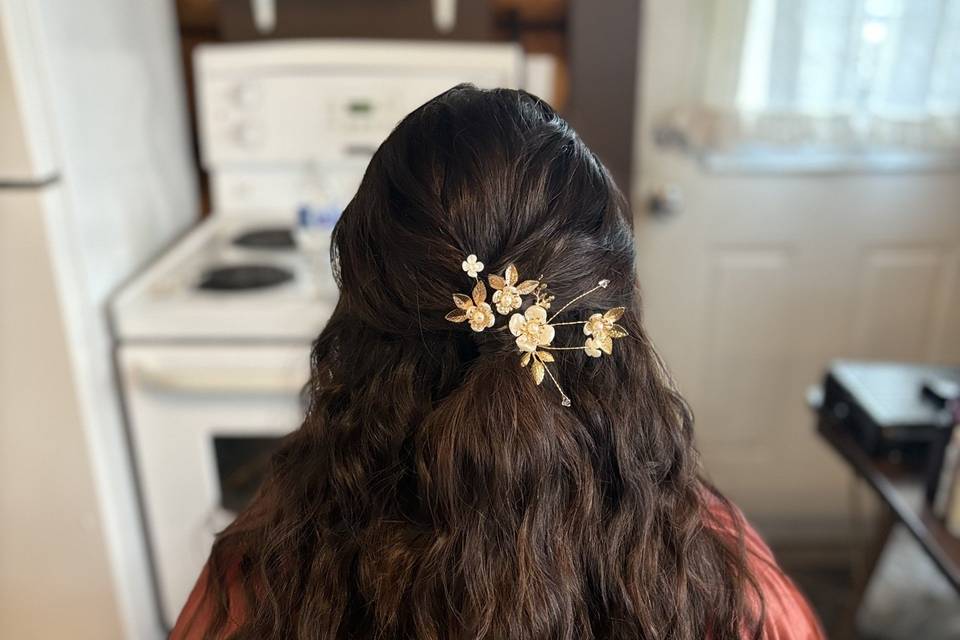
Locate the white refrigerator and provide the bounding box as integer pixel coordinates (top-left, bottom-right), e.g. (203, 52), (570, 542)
(0, 0), (196, 637)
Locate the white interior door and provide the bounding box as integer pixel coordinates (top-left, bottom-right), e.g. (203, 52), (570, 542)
(633, 0), (960, 536)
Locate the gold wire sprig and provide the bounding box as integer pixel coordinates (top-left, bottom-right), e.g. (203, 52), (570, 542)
(539, 345), (592, 350)
(520, 349), (571, 407)
(547, 279), (610, 323)
(445, 254), (627, 406)
(532, 281), (556, 310)
(509, 279), (626, 405)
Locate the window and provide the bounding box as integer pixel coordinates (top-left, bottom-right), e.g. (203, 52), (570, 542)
(662, 0), (960, 172)
(739, 0), (960, 118)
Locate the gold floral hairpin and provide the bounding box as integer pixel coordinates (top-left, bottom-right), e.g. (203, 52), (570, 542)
(445, 254), (628, 406)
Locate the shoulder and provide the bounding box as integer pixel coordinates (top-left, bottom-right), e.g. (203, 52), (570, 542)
(169, 563), (211, 639)
(169, 562), (245, 640)
(703, 492), (827, 640)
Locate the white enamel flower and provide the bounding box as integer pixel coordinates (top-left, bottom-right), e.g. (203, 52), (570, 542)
(489, 264), (539, 315)
(583, 313), (609, 338)
(493, 287), (522, 315)
(466, 302), (495, 332)
(508, 304), (556, 353)
(583, 308), (626, 338)
(584, 337), (603, 358)
(445, 279), (495, 332)
(461, 254), (484, 278)
(582, 307), (627, 357)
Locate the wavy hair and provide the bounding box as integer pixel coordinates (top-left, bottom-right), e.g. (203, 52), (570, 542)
(193, 85), (761, 639)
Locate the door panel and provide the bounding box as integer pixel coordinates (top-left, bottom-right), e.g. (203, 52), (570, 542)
(634, 1), (960, 535)
(701, 248), (793, 446)
(852, 247), (951, 360)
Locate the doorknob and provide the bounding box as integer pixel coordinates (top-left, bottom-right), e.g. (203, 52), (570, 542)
(647, 185), (683, 219)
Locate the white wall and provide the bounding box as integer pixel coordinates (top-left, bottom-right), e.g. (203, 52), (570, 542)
(0, 187), (126, 639)
(0, 0), (197, 637)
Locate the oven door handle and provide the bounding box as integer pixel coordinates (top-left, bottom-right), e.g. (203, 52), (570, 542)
(133, 367), (307, 395)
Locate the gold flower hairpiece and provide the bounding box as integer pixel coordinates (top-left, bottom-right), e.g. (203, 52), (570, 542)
(445, 254), (628, 406)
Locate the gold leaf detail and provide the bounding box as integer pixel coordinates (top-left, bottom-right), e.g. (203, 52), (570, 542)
(488, 274), (506, 290)
(536, 350), (555, 363)
(517, 280), (539, 295)
(520, 352), (531, 367)
(505, 264), (518, 286)
(599, 335), (614, 355)
(531, 360), (545, 385)
(608, 325), (629, 339)
(472, 280), (487, 305)
(604, 307), (625, 322)
(453, 294), (473, 310)
(445, 310), (469, 322)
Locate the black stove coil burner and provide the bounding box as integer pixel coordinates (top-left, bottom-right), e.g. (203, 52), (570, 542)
(232, 227), (295, 250)
(198, 264), (294, 291)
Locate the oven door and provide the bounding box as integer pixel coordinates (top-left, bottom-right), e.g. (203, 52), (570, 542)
(118, 344), (310, 629)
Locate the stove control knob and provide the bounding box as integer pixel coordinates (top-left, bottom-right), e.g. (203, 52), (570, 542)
(230, 82), (260, 108)
(231, 123), (263, 148)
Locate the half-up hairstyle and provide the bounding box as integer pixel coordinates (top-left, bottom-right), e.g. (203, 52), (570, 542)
(193, 85), (762, 639)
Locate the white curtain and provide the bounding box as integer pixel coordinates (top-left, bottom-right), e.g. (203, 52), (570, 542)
(666, 0), (960, 158)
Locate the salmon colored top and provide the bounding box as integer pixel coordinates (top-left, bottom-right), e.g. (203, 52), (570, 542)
(171, 500), (824, 639)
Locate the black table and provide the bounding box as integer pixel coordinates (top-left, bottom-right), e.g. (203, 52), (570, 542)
(814, 408), (960, 635)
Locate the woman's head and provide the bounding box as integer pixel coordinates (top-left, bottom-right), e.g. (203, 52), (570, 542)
(327, 84), (637, 411)
(199, 85), (760, 640)
(332, 84), (633, 342)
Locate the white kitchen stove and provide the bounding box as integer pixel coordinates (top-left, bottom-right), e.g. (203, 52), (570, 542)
(114, 213), (338, 342)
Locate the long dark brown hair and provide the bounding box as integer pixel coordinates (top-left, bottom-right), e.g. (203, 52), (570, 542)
(194, 85), (761, 639)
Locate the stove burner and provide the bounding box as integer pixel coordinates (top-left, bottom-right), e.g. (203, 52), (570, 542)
(232, 227), (295, 250)
(198, 264), (294, 291)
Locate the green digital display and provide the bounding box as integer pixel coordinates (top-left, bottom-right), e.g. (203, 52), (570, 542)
(348, 101), (373, 114)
